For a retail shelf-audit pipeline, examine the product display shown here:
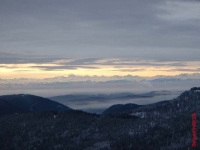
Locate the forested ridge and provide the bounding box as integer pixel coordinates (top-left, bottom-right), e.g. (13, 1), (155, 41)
(0, 88), (200, 150)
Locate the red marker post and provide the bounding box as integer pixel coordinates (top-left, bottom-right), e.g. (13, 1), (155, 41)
(192, 112), (197, 148)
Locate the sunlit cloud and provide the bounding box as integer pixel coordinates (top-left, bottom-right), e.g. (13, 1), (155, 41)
(0, 56), (200, 79)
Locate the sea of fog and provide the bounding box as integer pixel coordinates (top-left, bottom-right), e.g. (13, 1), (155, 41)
(62, 91), (182, 114)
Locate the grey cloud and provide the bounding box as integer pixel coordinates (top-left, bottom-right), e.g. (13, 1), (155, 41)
(0, 52), (69, 64)
(159, 68), (200, 72)
(99, 59), (187, 67)
(0, 52), (189, 70)
(31, 65), (99, 71)
(66, 58), (101, 65)
(61, 57), (187, 67)
(0, 0), (200, 61)
(111, 69), (145, 72)
(58, 58), (188, 69)
(14, 70), (32, 72)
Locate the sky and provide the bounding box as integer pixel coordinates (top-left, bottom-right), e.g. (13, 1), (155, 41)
(1, 0), (200, 79)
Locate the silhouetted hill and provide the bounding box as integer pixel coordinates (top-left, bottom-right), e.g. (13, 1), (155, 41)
(0, 94), (71, 115)
(103, 103), (141, 115)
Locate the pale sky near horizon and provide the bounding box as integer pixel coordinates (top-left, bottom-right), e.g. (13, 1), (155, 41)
(1, 0), (200, 79)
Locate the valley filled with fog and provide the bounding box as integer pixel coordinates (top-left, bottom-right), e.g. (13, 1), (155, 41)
(49, 91), (182, 113)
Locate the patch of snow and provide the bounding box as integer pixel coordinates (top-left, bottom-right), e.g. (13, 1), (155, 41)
(131, 112), (146, 118)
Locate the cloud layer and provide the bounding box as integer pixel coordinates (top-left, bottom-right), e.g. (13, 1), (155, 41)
(1, 0), (200, 60)
(0, 0), (200, 79)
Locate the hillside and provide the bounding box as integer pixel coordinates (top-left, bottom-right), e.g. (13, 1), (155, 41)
(131, 88), (200, 118)
(0, 94), (71, 115)
(103, 103), (141, 115)
(0, 88), (199, 150)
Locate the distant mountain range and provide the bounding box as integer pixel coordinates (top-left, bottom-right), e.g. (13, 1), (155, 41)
(1, 73), (200, 97)
(0, 94), (71, 115)
(1, 73), (200, 85)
